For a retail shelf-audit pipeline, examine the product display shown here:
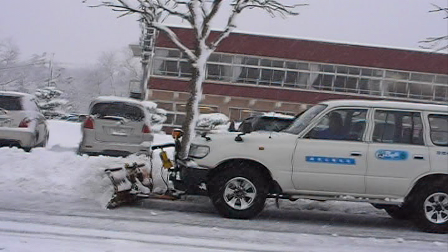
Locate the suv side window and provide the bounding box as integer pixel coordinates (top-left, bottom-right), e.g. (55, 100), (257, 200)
(428, 114), (448, 146)
(373, 110), (424, 145)
(307, 108), (367, 141)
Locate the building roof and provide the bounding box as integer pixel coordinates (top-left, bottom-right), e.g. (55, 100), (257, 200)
(156, 27), (448, 75)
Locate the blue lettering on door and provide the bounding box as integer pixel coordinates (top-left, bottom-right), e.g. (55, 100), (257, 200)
(375, 150), (408, 161)
(306, 156), (356, 165)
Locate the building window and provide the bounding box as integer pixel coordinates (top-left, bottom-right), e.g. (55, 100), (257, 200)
(385, 81), (408, 98)
(151, 47), (448, 103)
(174, 114), (186, 126)
(156, 101), (174, 111)
(237, 66), (260, 84)
(434, 85), (448, 101)
(207, 63), (233, 82)
(179, 61), (192, 78)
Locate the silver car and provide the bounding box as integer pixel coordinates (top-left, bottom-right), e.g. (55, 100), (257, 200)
(78, 96), (154, 157)
(0, 91), (49, 151)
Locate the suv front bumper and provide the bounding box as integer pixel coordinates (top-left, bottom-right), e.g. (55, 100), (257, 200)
(169, 159), (209, 196)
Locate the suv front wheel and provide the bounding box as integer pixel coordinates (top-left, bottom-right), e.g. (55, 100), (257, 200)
(208, 164), (268, 219)
(412, 183), (448, 233)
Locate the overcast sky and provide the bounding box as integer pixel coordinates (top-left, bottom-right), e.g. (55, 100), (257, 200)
(1, 0), (447, 66)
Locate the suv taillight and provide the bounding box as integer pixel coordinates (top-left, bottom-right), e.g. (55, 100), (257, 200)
(142, 124), (151, 133)
(84, 116), (95, 129)
(19, 118), (31, 128)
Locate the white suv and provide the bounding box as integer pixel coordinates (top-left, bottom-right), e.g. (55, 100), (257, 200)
(78, 97), (154, 157)
(0, 91), (49, 151)
(171, 100), (448, 233)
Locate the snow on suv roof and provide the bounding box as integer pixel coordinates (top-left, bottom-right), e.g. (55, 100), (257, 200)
(0, 91), (34, 99)
(320, 100), (448, 112)
(91, 96), (144, 106)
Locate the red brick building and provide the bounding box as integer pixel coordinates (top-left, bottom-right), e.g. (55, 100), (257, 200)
(143, 27), (448, 128)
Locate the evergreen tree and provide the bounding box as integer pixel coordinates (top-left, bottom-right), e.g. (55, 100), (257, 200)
(35, 87), (69, 118)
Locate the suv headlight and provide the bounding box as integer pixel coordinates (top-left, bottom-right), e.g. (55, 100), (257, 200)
(189, 144), (210, 159)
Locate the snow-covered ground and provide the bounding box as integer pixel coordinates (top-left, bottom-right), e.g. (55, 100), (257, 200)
(0, 120), (446, 251)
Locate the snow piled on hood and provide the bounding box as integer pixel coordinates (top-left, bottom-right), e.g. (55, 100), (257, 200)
(0, 120), (174, 208)
(262, 112), (296, 119)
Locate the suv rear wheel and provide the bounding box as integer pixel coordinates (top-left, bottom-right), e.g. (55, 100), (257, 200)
(208, 164), (268, 219)
(412, 183), (448, 233)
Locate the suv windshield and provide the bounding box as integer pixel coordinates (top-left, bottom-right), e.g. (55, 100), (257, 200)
(284, 104), (327, 134)
(0, 96), (23, 111)
(91, 102), (144, 121)
(241, 117), (295, 132)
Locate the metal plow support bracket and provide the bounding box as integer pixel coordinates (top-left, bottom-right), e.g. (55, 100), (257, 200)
(105, 167), (136, 209)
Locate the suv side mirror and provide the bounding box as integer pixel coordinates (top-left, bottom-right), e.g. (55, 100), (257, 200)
(241, 121), (253, 134)
(235, 122), (252, 142)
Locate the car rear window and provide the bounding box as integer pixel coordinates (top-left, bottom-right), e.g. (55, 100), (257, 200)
(90, 102), (144, 121)
(0, 96), (23, 111)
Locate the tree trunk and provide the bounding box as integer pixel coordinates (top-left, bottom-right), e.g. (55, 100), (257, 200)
(179, 63), (204, 159)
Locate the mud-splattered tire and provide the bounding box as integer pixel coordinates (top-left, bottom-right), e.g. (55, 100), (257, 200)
(384, 205), (412, 220)
(412, 183), (448, 233)
(208, 164), (268, 219)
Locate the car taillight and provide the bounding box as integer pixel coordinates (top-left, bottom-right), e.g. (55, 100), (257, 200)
(19, 118), (31, 128)
(84, 116), (95, 129)
(142, 124), (151, 133)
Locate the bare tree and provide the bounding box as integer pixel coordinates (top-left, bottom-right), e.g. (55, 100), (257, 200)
(98, 51), (119, 95)
(420, 4), (448, 51)
(86, 0), (304, 158)
(0, 38), (20, 66)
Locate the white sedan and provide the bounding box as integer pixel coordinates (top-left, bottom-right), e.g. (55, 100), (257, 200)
(0, 91), (49, 151)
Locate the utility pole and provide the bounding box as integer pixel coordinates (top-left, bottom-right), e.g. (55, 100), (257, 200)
(139, 20), (157, 101)
(48, 54), (53, 87)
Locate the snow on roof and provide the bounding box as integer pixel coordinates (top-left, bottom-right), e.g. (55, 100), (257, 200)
(92, 96), (144, 106)
(321, 99), (448, 112)
(233, 29), (448, 55)
(166, 24), (448, 55)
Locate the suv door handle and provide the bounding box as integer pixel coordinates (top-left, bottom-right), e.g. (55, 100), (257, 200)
(413, 155), (424, 160)
(350, 152), (362, 157)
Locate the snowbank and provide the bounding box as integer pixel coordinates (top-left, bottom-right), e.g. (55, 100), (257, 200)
(0, 120), (174, 208)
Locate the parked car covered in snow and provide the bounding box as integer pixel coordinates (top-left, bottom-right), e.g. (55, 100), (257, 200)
(78, 96), (154, 157)
(61, 113), (87, 122)
(195, 113), (230, 134)
(0, 91), (49, 151)
(170, 100), (448, 233)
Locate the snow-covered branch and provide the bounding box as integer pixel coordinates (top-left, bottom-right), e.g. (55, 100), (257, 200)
(429, 4), (448, 19)
(420, 4), (448, 51)
(211, 0), (303, 49)
(86, 0), (197, 60)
